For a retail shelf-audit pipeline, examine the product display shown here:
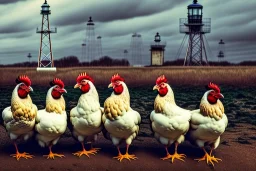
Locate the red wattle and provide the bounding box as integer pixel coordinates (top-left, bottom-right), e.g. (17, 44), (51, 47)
(51, 90), (62, 99)
(81, 84), (90, 93)
(114, 85), (123, 95)
(207, 94), (218, 104)
(158, 87), (168, 96)
(18, 89), (29, 98)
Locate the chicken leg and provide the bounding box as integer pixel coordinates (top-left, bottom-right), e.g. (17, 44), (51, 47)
(10, 142), (34, 161)
(73, 142), (100, 158)
(161, 142), (186, 163)
(43, 145), (65, 159)
(113, 145), (137, 162)
(195, 148), (222, 166)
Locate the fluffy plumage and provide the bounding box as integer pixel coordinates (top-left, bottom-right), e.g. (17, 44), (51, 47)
(150, 75), (191, 163)
(35, 78), (67, 159)
(2, 75), (37, 160)
(186, 83), (228, 166)
(102, 74), (141, 162)
(70, 72), (103, 157)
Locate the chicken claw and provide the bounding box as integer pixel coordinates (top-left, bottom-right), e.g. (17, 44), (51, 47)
(113, 153), (137, 162)
(73, 148), (100, 158)
(10, 152), (34, 161)
(195, 149), (222, 166)
(43, 152), (65, 159)
(161, 152), (186, 163)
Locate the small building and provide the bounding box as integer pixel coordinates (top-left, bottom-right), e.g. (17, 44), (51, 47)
(150, 32), (166, 66)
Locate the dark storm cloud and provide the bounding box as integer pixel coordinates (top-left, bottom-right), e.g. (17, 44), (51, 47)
(0, 21), (29, 33)
(53, 0), (187, 26)
(0, 0), (27, 4)
(0, 0), (255, 64)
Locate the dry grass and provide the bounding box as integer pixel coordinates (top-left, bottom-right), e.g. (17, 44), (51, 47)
(0, 66), (255, 87)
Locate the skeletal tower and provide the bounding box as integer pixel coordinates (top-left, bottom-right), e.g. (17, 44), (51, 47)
(37, 0), (57, 70)
(217, 39), (225, 62)
(180, 0), (211, 66)
(124, 49), (128, 59)
(85, 17), (96, 63)
(96, 36), (103, 59)
(27, 53), (32, 63)
(81, 42), (86, 62)
(130, 33), (143, 66)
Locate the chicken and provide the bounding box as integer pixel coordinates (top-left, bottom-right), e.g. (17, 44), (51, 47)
(186, 82), (228, 166)
(2, 75), (37, 160)
(35, 78), (67, 159)
(70, 72), (103, 158)
(150, 75), (191, 163)
(102, 74), (141, 162)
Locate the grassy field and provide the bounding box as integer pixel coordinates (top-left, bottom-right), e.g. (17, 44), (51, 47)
(0, 66), (256, 86)
(0, 67), (256, 170)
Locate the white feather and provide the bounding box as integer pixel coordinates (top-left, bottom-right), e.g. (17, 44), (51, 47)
(103, 82), (141, 146)
(35, 86), (67, 147)
(187, 91), (228, 149)
(2, 84), (36, 141)
(70, 81), (102, 142)
(150, 84), (191, 146)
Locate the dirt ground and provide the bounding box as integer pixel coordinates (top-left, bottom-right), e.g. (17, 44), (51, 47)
(0, 123), (255, 171)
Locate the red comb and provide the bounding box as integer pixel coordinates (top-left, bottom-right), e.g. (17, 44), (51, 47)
(16, 75), (31, 86)
(208, 82), (220, 93)
(156, 75), (167, 85)
(76, 72), (94, 83)
(50, 78), (64, 88)
(111, 73), (125, 82)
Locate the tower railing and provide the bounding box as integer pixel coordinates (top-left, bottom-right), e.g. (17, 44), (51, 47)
(36, 27), (57, 33)
(180, 18), (211, 33)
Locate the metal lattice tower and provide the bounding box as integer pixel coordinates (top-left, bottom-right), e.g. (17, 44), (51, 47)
(81, 42), (86, 62)
(180, 0), (211, 66)
(85, 17), (96, 63)
(130, 33), (143, 66)
(37, 0), (57, 69)
(217, 39), (225, 62)
(27, 53), (32, 63)
(124, 49), (128, 59)
(96, 36), (103, 59)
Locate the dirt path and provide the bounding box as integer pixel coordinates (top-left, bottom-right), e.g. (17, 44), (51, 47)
(0, 124), (255, 171)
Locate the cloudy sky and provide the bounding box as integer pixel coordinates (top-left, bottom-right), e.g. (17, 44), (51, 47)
(0, 0), (255, 65)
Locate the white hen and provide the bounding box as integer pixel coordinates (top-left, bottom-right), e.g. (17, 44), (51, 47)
(2, 75), (37, 160)
(187, 82), (228, 166)
(150, 75), (191, 163)
(102, 74), (141, 162)
(70, 72), (103, 158)
(35, 78), (67, 159)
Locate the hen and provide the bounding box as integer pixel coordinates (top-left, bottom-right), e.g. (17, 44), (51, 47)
(35, 78), (67, 159)
(150, 75), (191, 163)
(2, 75), (37, 160)
(102, 74), (141, 162)
(186, 82), (228, 166)
(70, 72), (103, 158)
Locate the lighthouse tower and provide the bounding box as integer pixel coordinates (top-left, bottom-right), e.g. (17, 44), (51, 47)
(180, 0), (211, 66)
(36, 0), (57, 71)
(150, 32), (166, 66)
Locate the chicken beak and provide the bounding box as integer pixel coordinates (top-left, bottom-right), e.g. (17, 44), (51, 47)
(74, 83), (81, 89)
(219, 93), (224, 99)
(61, 89), (67, 93)
(108, 83), (113, 88)
(153, 85), (159, 91)
(215, 93), (224, 99)
(29, 86), (33, 92)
